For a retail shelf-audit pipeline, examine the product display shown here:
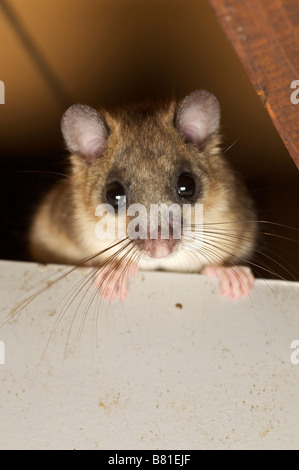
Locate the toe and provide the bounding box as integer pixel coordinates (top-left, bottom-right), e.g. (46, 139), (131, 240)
(202, 265), (255, 299)
(216, 268), (233, 297)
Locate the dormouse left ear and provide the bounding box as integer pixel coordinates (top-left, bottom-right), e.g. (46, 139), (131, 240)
(174, 90), (220, 148)
(61, 104), (109, 162)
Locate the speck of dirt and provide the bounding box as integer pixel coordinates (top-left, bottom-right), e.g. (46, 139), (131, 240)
(175, 303), (183, 309)
(260, 428), (271, 437)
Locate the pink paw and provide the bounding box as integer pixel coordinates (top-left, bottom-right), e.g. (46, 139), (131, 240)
(94, 263), (139, 301)
(202, 265), (255, 300)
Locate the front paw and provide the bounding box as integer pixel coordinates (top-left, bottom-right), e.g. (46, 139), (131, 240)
(94, 263), (139, 301)
(202, 265), (255, 300)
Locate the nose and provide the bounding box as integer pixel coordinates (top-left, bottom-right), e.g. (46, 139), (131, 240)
(144, 228), (177, 259)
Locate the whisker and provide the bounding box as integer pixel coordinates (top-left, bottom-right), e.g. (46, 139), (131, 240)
(188, 226), (299, 273)
(182, 235), (294, 306)
(184, 234), (292, 281)
(75, 242), (136, 354)
(34, 239), (130, 365)
(184, 229), (298, 281)
(186, 221), (299, 243)
(223, 137), (241, 155)
(94, 248), (142, 349)
(60, 239), (133, 357)
(1, 238), (129, 328)
(182, 238), (253, 296)
(13, 169), (71, 179)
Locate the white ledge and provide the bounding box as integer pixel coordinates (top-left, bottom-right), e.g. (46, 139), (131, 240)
(0, 260), (298, 450)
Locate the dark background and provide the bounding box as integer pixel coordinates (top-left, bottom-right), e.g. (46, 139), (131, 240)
(0, 0), (298, 279)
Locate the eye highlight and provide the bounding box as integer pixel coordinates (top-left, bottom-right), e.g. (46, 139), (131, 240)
(177, 173), (196, 199)
(106, 181), (126, 209)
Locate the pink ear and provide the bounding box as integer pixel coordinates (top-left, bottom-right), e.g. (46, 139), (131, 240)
(61, 104), (109, 161)
(175, 90), (220, 147)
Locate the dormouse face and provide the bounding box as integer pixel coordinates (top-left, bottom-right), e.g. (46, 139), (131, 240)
(103, 108), (208, 198)
(61, 90), (222, 259)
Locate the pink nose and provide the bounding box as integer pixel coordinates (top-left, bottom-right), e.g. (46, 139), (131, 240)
(144, 237), (176, 259)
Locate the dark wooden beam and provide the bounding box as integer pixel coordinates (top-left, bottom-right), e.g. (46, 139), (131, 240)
(207, 0), (299, 168)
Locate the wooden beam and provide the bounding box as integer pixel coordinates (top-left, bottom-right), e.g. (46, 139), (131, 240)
(207, 0), (299, 168)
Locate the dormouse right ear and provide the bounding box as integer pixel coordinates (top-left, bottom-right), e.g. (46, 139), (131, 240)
(61, 104), (109, 161)
(175, 90), (220, 148)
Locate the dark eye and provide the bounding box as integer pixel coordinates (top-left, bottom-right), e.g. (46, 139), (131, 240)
(106, 181), (126, 209)
(177, 173), (196, 198)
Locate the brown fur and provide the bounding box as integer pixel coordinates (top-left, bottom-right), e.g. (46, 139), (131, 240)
(29, 98), (257, 272)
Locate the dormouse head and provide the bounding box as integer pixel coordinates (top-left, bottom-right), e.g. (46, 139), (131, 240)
(61, 90), (221, 259)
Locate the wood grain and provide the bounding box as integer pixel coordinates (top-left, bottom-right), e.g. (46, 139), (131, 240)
(208, 0), (299, 168)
